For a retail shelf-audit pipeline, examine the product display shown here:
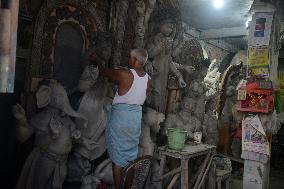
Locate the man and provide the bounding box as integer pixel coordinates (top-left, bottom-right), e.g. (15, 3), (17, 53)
(97, 48), (150, 189)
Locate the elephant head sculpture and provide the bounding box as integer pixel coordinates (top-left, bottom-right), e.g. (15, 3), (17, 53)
(36, 79), (87, 128)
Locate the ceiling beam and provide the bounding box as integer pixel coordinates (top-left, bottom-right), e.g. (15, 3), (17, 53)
(200, 27), (248, 39)
(182, 24), (240, 52)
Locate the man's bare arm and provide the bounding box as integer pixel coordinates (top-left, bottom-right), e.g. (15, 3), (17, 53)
(98, 64), (129, 83)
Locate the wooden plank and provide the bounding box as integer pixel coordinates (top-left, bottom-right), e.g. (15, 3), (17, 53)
(154, 167), (182, 182)
(200, 27), (247, 39)
(159, 144), (216, 158)
(167, 173), (180, 189)
(194, 152), (212, 189)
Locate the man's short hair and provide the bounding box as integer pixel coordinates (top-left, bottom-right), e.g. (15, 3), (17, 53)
(130, 48), (148, 66)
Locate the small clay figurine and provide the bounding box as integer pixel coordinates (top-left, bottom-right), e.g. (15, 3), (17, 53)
(163, 97), (202, 140)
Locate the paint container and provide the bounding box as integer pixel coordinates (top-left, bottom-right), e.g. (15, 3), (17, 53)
(167, 128), (187, 150)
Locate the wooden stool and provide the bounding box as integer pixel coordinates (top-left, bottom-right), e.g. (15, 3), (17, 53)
(216, 169), (231, 189)
(156, 144), (216, 189)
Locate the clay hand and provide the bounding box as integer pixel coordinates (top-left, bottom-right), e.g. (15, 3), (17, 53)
(152, 114), (165, 133)
(12, 104), (27, 121)
(178, 78), (186, 88)
(71, 130), (81, 140)
(136, 0), (145, 16)
(184, 66), (195, 74)
(82, 138), (98, 150)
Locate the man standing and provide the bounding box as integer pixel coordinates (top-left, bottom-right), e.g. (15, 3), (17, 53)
(97, 48), (150, 189)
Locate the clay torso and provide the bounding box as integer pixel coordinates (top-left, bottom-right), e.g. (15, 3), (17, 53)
(150, 49), (171, 112)
(75, 81), (108, 160)
(147, 32), (174, 113)
(32, 109), (74, 155)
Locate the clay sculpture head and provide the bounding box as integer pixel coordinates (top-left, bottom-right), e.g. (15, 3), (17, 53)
(91, 31), (112, 64)
(181, 97), (195, 113)
(152, 8), (178, 37)
(78, 32), (112, 92)
(160, 19), (175, 37)
(190, 81), (205, 97)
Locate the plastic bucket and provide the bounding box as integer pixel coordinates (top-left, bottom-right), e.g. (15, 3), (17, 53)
(167, 128), (187, 150)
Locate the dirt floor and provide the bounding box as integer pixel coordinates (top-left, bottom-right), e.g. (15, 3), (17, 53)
(230, 168), (284, 189)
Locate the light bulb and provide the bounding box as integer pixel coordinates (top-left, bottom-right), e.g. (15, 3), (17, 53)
(213, 0), (224, 9)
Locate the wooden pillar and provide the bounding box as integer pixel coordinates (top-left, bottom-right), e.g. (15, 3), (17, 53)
(243, 0), (278, 188)
(180, 159), (189, 189)
(0, 0), (19, 93)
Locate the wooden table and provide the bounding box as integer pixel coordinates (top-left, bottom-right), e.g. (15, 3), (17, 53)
(156, 143), (216, 189)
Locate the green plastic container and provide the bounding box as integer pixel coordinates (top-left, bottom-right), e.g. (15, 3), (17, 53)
(167, 128), (187, 150)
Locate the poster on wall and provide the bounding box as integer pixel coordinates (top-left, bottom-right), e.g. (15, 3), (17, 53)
(247, 65), (270, 78)
(242, 115), (270, 156)
(247, 46), (270, 77)
(248, 12), (274, 46)
(248, 46), (269, 67)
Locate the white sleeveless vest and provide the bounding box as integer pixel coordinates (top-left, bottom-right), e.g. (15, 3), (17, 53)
(113, 69), (149, 105)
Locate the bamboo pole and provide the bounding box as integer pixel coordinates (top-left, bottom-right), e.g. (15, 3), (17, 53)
(7, 0), (19, 93)
(0, 0), (19, 93)
(0, 9), (11, 92)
